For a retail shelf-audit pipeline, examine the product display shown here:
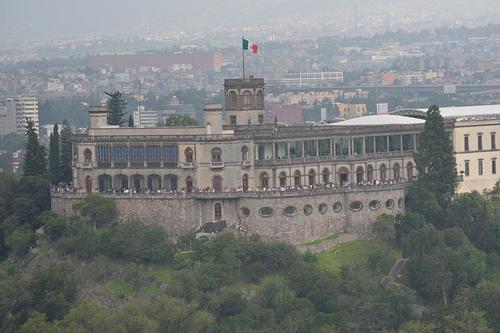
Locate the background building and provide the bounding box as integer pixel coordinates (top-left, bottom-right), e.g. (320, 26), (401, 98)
(280, 71), (344, 87)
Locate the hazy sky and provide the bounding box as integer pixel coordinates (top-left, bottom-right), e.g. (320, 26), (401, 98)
(0, 0), (499, 42)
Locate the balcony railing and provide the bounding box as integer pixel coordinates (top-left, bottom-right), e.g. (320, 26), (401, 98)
(240, 160), (252, 168)
(254, 150), (415, 166)
(179, 162), (196, 169)
(210, 161), (224, 169)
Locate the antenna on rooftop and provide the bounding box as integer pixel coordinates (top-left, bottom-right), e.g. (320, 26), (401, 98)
(354, 4), (358, 36)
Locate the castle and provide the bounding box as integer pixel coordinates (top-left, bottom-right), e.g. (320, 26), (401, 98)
(51, 78), (500, 244)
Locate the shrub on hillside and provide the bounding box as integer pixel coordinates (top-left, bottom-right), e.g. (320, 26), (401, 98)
(99, 220), (173, 263)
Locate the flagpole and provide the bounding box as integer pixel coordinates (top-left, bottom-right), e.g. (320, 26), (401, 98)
(242, 37), (245, 81)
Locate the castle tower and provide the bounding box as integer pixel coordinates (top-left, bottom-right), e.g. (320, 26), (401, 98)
(224, 76), (265, 126)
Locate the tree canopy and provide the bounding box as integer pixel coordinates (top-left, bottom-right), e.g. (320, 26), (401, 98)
(23, 118), (46, 177)
(105, 90), (126, 126)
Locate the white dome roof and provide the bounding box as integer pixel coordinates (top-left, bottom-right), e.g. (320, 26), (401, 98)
(332, 115), (425, 126)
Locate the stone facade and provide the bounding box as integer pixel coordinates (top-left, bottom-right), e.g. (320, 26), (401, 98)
(52, 184), (405, 244)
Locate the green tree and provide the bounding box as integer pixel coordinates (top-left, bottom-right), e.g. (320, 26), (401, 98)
(58, 120), (72, 184)
(128, 113), (134, 127)
(30, 263), (78, 321)
(105, 90), (126, 125)
(48, 123), (60, 184)
(99, 220), (173, 262)
(438, 309), (493, 333)
(160, 115), (199, 126)
(18, 313), (60, 333)
(39, 211), (67, 241)
(0, 272), (31, 333)
(5, 227), (36, 256)
(413, 105), (458, 207)
(72, 194), (118, 229)
(23, 118), (46, 177)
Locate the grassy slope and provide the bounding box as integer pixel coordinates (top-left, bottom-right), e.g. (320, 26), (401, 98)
(315, 240), (401, 273)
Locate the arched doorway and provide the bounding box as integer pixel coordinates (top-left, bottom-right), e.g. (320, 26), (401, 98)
(147, 174), (162, 191)
(114, 174), (128, 190)
(131, 174), (144, 191)
(356, 166), (364, 184)
(294, 170), (302, 187)
(367, 165), (374, 182)
(338, 167), (349, 185)
(260, 172), (269, 189)
(322, 168), (330, 184)
(393, 163), (401, 181)
(85, 176), (92, 193)
(379, 164), (387, 181)
(98, 174), (112, 192)
(308, 169), (315, 186)
(242, 174), (249, 191)
(186, 176), (193, 192)
(212, 175), (223, 192)
(164, 174), (178, 191)
(406, 162), (414, 180)
(279, 172), (287, 187)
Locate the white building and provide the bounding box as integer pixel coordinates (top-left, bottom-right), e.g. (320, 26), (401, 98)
(281, 71), (344, 87)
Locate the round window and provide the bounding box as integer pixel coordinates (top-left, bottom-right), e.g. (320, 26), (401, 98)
(240, 207), (250, 217)
(284, 206), (297, 217)
(350, 201), (363, 211)
(333, 202), (342, 213)
(259, 207), (274, 218)
(398, 198), (404, 208)
(303, 204), (313, 216)
(386, 199), (395, 209)
(369, 200), (380, 211)
(318, 203), (328, 214)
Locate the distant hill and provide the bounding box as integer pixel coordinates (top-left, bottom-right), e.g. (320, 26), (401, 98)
(0, 0), (498, 42)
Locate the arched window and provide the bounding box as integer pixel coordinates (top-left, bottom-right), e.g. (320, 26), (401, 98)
(228, 91), (237, 107)
(211, 148), (222, 162)
(242, 91), (252, 107)
(338, 167), (349, 185)
(367, 164), (374, 182)
(279, 172), (287, 186)
(83, 148), (92, 163)
(393, 163), (401, 181)
(379, 164), (387, 181)
(242, 174), (249, 191)
(294, 170), (302, 187)
(356, 166), (364, 184)
(212, 175), (223, 192)
(241, 146), (248, 161)
(322, 168), (330, 184)
(308, 169), (316, 186)
(214, 203), (222, 221)
(406, 162), (414, 180)
(85, 176), (92, 193)
(260, 172), (269, 189)
(256, 91), (264, 109)
(186, 176), (193, 192)
(185, 147), (193, 163)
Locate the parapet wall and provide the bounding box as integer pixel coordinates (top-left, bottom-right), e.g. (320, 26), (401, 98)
(52, 184), (406, 244)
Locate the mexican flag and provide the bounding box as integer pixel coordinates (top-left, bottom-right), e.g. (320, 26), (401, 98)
(242, 38), (258, 54)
